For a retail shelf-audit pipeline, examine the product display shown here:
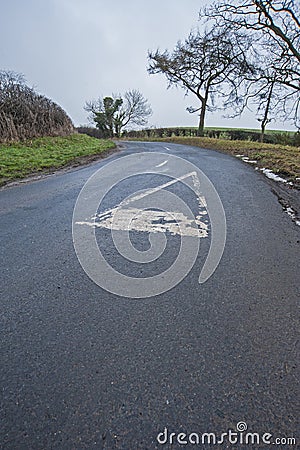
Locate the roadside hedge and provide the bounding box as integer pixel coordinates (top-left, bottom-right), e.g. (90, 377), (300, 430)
(122, 128), (300, 146)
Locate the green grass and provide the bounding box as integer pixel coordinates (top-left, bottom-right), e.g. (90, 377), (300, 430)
(0, 134), (116, 185)
(126, 136), (300, 183)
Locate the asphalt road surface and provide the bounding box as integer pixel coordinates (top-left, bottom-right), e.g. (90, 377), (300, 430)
(0, 141), (299, 449)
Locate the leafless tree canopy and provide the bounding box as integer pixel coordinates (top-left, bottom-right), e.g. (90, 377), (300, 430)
(122, 90), (153, 126)
(148, 27), (252, 135)
(0, 70), (74, 142)
(148, 1), (299, 137)
(203, 1), (299, 59)
(203, 1), (300, 87)
(202, 0), (300, 132)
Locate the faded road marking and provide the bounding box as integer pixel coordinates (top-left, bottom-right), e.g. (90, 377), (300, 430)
(115, 171), (206, 209)
(78, 208), (208, 237)
(76, 172), (208, 238)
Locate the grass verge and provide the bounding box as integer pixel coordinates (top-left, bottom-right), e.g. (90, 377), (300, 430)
(126, 136), (300, 184)
(0, 134), (116, 186)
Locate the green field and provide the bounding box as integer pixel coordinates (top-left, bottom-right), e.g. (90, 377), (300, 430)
(0, 134), (115, 186)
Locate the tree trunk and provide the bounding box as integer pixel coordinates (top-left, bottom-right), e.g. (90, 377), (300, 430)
(197, 101), (207, 136)
(197, 90), (209, 137)
(260, 79), (275, 143)
(114, 124), (120, 138)
(260, 123), (266, 143)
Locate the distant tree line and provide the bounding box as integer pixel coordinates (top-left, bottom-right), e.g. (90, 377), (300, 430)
(148, 0), (300, 141)
(0, 70), (74, 142)
(124, 127), (300, 146)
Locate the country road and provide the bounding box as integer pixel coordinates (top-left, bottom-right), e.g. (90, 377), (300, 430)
(0, 141), (299, 449)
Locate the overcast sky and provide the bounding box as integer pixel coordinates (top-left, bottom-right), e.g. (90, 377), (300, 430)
(0, 0), (295, 130)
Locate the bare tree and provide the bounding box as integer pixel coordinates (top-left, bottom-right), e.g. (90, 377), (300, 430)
(85, 90), (152, 137)
(222, 41), (297, 139)
(202, 0), (300, 130)
(115, 90), (153, 136)
(202, 0), (300, 63)
(148, 27), (252, 136)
